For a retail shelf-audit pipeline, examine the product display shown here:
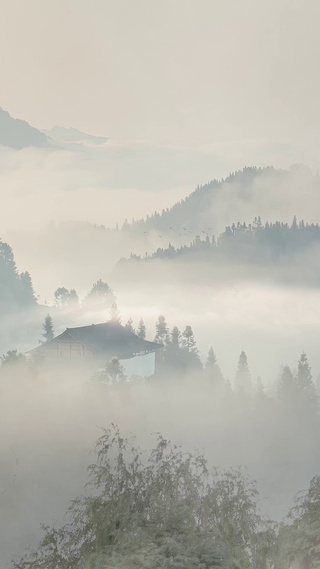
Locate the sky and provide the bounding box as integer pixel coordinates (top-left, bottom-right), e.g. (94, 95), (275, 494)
(1, 0), (320, 144)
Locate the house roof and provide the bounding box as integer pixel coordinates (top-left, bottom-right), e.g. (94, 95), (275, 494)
(30, 322), (162, 358)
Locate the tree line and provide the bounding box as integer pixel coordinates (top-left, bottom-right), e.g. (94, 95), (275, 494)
(0, 238), (36, 314)
(124, 217), (320, 270)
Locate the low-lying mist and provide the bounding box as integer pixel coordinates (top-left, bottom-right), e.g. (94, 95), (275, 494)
(1, 363), (319, 567)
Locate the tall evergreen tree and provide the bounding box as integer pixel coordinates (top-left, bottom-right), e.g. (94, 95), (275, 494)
(171, 326), (182, 350)
(41, 314), (54, 342)
(154, 315), (169, 344)
(182, 325), (198, 354)
(235, 351), (252, 395)
(205, 346), (217, 368)
(124, 318), (135, 333)
(296, 352), (318, 415)
(205, 346), (224, 388)
(137, 318), (146, 339)
(277, 364), (298, 409)
(19, 271), (37, 306)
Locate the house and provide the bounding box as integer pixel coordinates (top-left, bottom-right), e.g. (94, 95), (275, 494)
(28, 322), (163, 378)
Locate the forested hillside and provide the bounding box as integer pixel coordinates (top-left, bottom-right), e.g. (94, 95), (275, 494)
(0, 239), (37, 313)
(120, 218), (320, 286)
(123, 166), (315, 237)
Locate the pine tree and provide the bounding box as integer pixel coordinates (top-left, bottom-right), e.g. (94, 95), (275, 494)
(124, 318), (135, 333)
(205, 346), (217, 368)
(171, 326), (181, 350)
(19, 271), (37, 306)
(154, 315), (168, 344)
(235, 351), (252, 395)
(182, 325), (198, 354)
(41, 314), (54, 342)
(277, 365), (298, 408)
(205, 346), (224, 388)
(296, 352), (318, 415)
(137, 318), (146, 339)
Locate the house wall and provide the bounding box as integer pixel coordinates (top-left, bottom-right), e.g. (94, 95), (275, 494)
(42, 341), (94, 359)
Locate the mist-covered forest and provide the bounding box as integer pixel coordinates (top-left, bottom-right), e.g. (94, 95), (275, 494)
(3, 1), (320, 567)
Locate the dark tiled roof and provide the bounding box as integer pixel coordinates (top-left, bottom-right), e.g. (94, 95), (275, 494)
(55, 322), (162, 356)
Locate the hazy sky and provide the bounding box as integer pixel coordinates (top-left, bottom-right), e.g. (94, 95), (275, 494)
(1, 0), (320, 143)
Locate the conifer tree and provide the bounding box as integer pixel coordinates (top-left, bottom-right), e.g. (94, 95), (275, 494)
(235, 351), (252, 395)
(277, 365), (298, 408)
(41, 314), (54, 342)
(154, 315), (168, 344)
(124, 318), (135, 333)
(171, 326), (182, 350)
(137, 318), (146, 339)
(182, 325), (198, 354)
(296, 352), (318, 415)
(205, 347), (224, 388)
(205, 346), (217, 368)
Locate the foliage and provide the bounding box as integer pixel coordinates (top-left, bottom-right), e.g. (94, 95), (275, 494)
(54, 287), (79, 307)
(137, 318), (146, 339)
(1, 349), (26, 368)
(154, 315), (169, 344)
(92, 358), (127, 385)
(205, 347), (224, 388)
(235, 352), (251, 396)
(278, 476), (320, 568)
(41, 314), (54, 342)
(84, 280), (115, 309)
(12, 426), (274, 569)
(0, 238), (37, 313)
(124, 318), (135, 333)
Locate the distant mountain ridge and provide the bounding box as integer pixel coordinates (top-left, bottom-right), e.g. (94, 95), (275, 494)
(0, 107), (49, 149)
(125, 165), (314, 236)
(44, 125), (109, 145)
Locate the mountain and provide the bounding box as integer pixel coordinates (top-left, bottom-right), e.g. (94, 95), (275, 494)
(44, 126), (109, 145)
(0, 107), (49, 149)
(127, 165), (315, 237)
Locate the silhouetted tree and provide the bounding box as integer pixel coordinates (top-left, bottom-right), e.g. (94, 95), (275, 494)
(124, 318), (135, 333)
(84, 279), (114, 308)
(182, 325), (198, 354)
(41, 314), (54, 342)
(154, 315), (168, 344)
(235, 351), (252, 396)
(205, 347), (224, 388)
(137, 318), (146, 339)
(296, 352), (318, 416)
(277, 365), (298, 409)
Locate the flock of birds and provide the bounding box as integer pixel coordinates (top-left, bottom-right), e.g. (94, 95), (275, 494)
(141, 225), (214, 239)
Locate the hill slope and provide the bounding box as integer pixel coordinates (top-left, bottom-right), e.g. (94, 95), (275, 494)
(0, 107), (49, 149)
(127, 165), (315, 237)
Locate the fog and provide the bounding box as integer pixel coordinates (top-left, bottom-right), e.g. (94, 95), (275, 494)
(2, 1), (320, 567)
(1, 364), (318, 567)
